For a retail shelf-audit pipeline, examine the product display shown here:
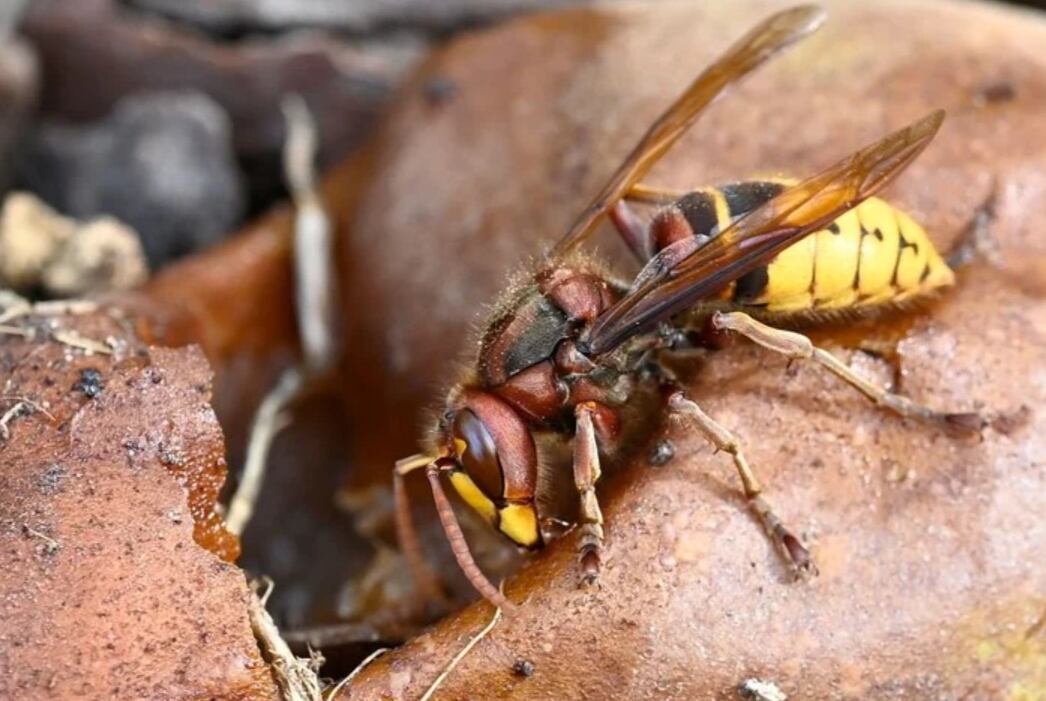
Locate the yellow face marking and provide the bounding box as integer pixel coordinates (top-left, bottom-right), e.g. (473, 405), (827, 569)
(498, 504), (540, 547)
(812, 209), (861, 304)
(449, 471), (498, 525)
(854, 197), (901, 298)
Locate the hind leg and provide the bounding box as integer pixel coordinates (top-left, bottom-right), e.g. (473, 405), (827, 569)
(712, 311), (985, 431)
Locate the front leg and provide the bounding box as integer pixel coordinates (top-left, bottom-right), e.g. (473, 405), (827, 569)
(573, 402), (612, 585)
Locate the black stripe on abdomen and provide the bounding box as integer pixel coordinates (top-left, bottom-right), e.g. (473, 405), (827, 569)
(720, 181), (786, 219)
(734, 265), (770, 302)
(676, 191), (721, 239)
(723, 181), (787, 303)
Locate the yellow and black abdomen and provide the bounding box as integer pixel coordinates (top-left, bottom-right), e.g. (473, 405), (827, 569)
(671, 180), (955, 318)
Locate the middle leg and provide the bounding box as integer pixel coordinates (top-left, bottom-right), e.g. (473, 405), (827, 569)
(609, 200), (655, 262)
(666, 390), (816, 576)
(573, 402), (611, 585)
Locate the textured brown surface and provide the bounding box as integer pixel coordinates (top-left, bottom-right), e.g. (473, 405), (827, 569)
(124, 0), (588, 34)
(0, 309), (278, 700)
(332, 0), (1046, 698)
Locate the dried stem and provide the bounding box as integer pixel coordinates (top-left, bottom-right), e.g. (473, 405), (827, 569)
(225, 96), (339, 536)
(418, 602), (503, 701)
(225, 367), (303, 536)
(247, 585), (324, 701)
(283, 94), (338, 375)
(0, 400), (28, 441)
(51, 329), (112, 355)
(0, 297), (97, 325)
(325, 647), (388, 700)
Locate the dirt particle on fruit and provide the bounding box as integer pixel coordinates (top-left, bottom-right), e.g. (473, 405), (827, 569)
(38, 463), (67, 495)
(512, 659), (535, 678)
(73, 367), (105, 398)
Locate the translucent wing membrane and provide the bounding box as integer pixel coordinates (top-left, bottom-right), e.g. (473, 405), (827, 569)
(583, 109), (945, 355)
(549, 5), (827, 259)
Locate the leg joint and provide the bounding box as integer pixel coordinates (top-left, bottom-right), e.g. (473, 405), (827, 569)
(713, 311), (814, 358)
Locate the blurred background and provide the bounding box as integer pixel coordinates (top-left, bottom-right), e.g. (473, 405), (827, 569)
(2, 0), (1043, 684)
(0, 0), (1038, 272)
(2, 0), (592, 273)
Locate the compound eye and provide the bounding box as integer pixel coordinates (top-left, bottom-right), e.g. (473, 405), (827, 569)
(452, 409), (504, 500)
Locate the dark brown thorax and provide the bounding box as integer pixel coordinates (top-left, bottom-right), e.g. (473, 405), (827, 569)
(476, 266), (620, 425)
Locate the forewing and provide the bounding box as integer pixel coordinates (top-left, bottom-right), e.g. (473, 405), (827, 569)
(548, 5), (827, 259)
(584, 109), (946, 355)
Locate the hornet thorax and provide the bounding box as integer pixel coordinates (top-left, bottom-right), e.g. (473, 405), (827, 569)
(476, 265), (631, 425)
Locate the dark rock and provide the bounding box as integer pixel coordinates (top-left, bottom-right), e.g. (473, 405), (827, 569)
(512, 659), (535, 678)
(124, 0), (587, 35)
(0, 37), (38, 192)
(19, 0), (423, 210)
(18, 92), (244, 265)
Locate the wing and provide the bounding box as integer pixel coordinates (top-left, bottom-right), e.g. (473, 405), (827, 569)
(548, 5), (827, 260)
(582, 109), (946, 355)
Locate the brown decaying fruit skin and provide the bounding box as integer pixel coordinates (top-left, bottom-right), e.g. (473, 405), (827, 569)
(0, 311), (279, 700)
(331, 0), (1046, 698)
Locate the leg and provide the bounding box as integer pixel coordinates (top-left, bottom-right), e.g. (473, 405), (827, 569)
(609, 200), (654, 262)
(666, 390), (815, 575)
(713, 311), (985, 431)
(393, 454), (447, 608)
(573, 403), (608, 585)
(608, 183), (691, 262)
(425, 460), (512, 610)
